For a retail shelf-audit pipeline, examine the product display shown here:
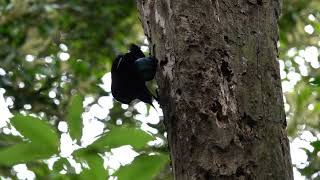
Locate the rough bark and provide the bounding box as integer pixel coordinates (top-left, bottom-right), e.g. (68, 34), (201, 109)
(137, 0), (293, 179)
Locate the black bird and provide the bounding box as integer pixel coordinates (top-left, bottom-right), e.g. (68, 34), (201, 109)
(111, 44), (158, 106)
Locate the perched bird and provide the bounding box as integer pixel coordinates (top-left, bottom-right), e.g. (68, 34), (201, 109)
(135, 56), (157, 81)
(111, 44), (158, 106)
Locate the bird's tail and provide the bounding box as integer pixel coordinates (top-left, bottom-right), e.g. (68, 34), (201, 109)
(138, 86), (158, 111)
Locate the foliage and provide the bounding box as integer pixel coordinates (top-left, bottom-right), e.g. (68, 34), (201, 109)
(0, 0), (169, 179)
(0, 94), (168, 179)
(299, 140), (320, 178)
(279, 0), (320, 177)
(0, 0), (319, 179)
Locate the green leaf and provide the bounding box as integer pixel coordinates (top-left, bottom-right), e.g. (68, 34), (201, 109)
(53, 158), (72, 173)
(311, 140), (320, 152)
(0, 134), (24, 148)
(67, 94), (84, 142)
(0, 143), (56, 165)
(114, 154), (169, 180)
(10, 114), (59, 149)
(299, 165), (318, 178)
(27, 162), (51, 179)
(79, 153), (108, 180)
(90, 127), (155, 151)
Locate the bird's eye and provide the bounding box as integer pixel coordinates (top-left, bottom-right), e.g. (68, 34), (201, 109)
(116, 57), (123, 69)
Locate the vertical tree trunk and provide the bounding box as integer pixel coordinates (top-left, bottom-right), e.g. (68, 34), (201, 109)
(137, 0), (293, 179)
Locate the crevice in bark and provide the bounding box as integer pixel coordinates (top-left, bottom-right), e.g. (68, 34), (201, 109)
(197, 166), (215, 180)
(210, 100), (221, 113)
(216, 106), (229, 125)
(257, 0), (263, 6)
(242, 112), (257, 128)
(223, 35), (232, 44)
(176, 88), (182, 95)
(235, 164), (255, 180)
(160, 56), (168, 66)
(221, 61), (232, 82)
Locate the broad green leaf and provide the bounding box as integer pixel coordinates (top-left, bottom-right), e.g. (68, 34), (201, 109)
(53, 158), (73, 173)
(79, 153), (108, 180)
(52, 174), (72, 180)
(10, 114), (59, 149)
(299, 165), (318, 178)
(0, 134), (23, 148)
(90, 127), (155, 151)
(27, 162), (51, 179)
(67, 94), (84, 142)
(311, 141), (320, 152)
(0, 143), (56, 165)
(73, 148), (91, 158)
(53, 158), (66, 173)
(114, 154), (169, 180)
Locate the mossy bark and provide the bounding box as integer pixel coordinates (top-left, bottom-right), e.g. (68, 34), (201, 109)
(137, 0), (293, 179)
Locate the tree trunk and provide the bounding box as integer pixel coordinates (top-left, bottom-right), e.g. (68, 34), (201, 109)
(137, 0), (293, 179)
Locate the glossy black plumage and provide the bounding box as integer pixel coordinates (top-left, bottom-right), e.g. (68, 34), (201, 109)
(135, 57), (157, 81)
(111, 44), (157, 106)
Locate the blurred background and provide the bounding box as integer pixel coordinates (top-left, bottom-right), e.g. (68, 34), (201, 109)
(0, 0), (319, 179)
